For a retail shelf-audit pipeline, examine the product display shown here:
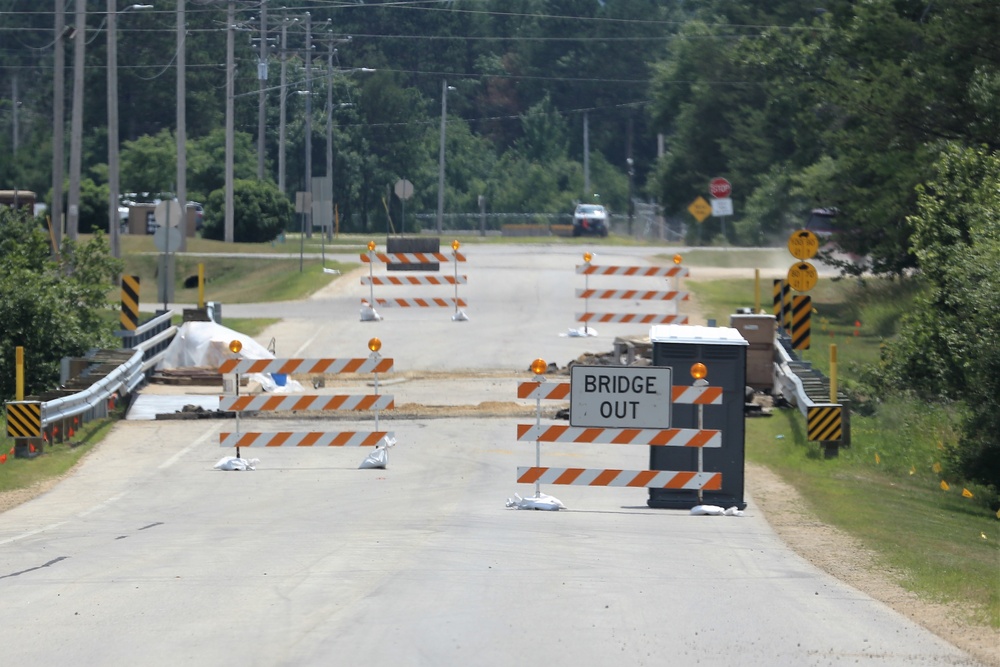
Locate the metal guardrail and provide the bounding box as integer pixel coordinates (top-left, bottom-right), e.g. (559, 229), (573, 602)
(38, 311), (177, 431)
(772, 333), (851, 449)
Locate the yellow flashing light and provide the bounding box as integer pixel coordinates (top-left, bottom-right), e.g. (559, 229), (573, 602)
(530, 358), (548, 376)
(673, 254), (683, 265)
(690, 362), (707, 380)
(367, 240), (376, 251)
(583, 252), (593, 263)
(368, 337), (382, 352)
(451, 239), (461, 251)
(228, 340), (243, 354)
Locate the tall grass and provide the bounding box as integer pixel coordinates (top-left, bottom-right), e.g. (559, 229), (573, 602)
(712, 272), (1000, 628)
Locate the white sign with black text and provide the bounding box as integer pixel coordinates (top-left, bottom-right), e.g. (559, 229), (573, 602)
(570, 365), (673, 429)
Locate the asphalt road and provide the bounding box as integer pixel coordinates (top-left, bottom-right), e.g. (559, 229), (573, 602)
(0, 244), (984, 666)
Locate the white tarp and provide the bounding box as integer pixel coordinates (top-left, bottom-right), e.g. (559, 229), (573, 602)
(158, 321), (274, 370)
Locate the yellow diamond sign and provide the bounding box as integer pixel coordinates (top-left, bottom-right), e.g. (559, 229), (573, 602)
(688, 196), (711, 223)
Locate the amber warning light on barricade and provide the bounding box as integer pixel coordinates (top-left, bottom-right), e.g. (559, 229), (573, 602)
(452, 239), (461, 251)
(583, 252), (593, 263)
(367, 240), (376, 251)
(229, 340), (242, 354)
(368, 337), (382, 352)
(673, 254), (683, 265)
(530, 358), (548, 376)
(690, 363), (707, 380)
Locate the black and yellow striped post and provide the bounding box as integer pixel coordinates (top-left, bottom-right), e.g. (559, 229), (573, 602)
(790, 294), (811, 350)
(6, 401), (43, 458)
(120, 275), (140, 331)
(772, 279), (791, 331)
(807, 406), (842, 442)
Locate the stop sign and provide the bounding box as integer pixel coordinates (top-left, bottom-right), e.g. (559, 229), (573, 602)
(709, 177), (732, 199)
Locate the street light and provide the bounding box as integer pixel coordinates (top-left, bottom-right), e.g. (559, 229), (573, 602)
(108, 2), (153, 259)
(436, 80), (456, 234)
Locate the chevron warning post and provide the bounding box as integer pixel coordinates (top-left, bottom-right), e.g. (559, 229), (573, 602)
(773, 279), (791, 331)
(5, 401), (41, 438)
(791, 295), (811, 350)
(807, 406), (842, 442)
(120, 275), (140, 331)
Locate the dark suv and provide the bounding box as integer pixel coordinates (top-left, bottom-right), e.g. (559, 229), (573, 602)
(572, 204), (609, 237)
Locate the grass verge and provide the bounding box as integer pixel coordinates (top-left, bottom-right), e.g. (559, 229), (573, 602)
(690, 275), (1000, 628)
(0, 415), (116, 494)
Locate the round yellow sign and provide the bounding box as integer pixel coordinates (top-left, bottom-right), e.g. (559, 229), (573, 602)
(787, 229), (820, 260)
(787, 261), (818, 292)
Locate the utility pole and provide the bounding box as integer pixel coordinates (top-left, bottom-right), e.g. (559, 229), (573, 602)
(304, 12), (312, 239)
(325, 35), (334, 241)
(278, 16), (289, 194)
(176, 0), (187, 251)
(256, 0), (267, 180)
(436, 79), (447, 234)
(52, 1), (66, 251)
(627, 115), (634, 236)
(67, 0), (85, 241)
(583, 111), (590, 199)
(107, 0), (121, 258)
(224, 0), (235, 243)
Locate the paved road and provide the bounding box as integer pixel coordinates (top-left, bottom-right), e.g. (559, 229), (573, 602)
(0, 245), (983, 666)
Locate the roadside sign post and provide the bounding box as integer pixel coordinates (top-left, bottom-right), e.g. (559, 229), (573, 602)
(709, 178), (732, 242)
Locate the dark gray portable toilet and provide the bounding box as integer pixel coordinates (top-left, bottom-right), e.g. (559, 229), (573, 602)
(648, 324), (748, 510)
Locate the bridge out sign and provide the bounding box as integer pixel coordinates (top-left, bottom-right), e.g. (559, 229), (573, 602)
(570, 365), (673, 428)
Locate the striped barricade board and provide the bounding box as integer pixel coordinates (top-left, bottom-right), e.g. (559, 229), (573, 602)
(362, 275), (466, 286)
(576, 265), (689, 278)
(516, 424), (721, 447)
(517, 382), (722, 405)
(577, 312), (689, 325)
(220, 431), (393, 448)
(518, 467), (721, 490)
(575, 289), (688, 302)
(362, 251), (466, 264)
(218, 357), (393, 376)
(220, 394), (394, 413)
(364, 297), (467, 308)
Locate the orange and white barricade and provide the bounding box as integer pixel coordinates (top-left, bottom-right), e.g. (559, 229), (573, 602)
(217, 339), (394, 458)
(575, 252), (689, 329)
(516, 365), (723, 501)
(360, 240), (468, 321)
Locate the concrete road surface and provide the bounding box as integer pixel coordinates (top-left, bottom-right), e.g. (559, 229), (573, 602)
(0, 245), (985, 666)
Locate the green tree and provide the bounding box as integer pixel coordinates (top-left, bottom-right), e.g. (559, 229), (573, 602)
(120, 130), (178, 195)
(0, 209), (122, 400)
(879, 144), (1000, 488)
(201, 179), (292, 243)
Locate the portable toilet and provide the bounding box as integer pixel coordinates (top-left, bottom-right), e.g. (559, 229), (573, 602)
(648, 324), (748, 510)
